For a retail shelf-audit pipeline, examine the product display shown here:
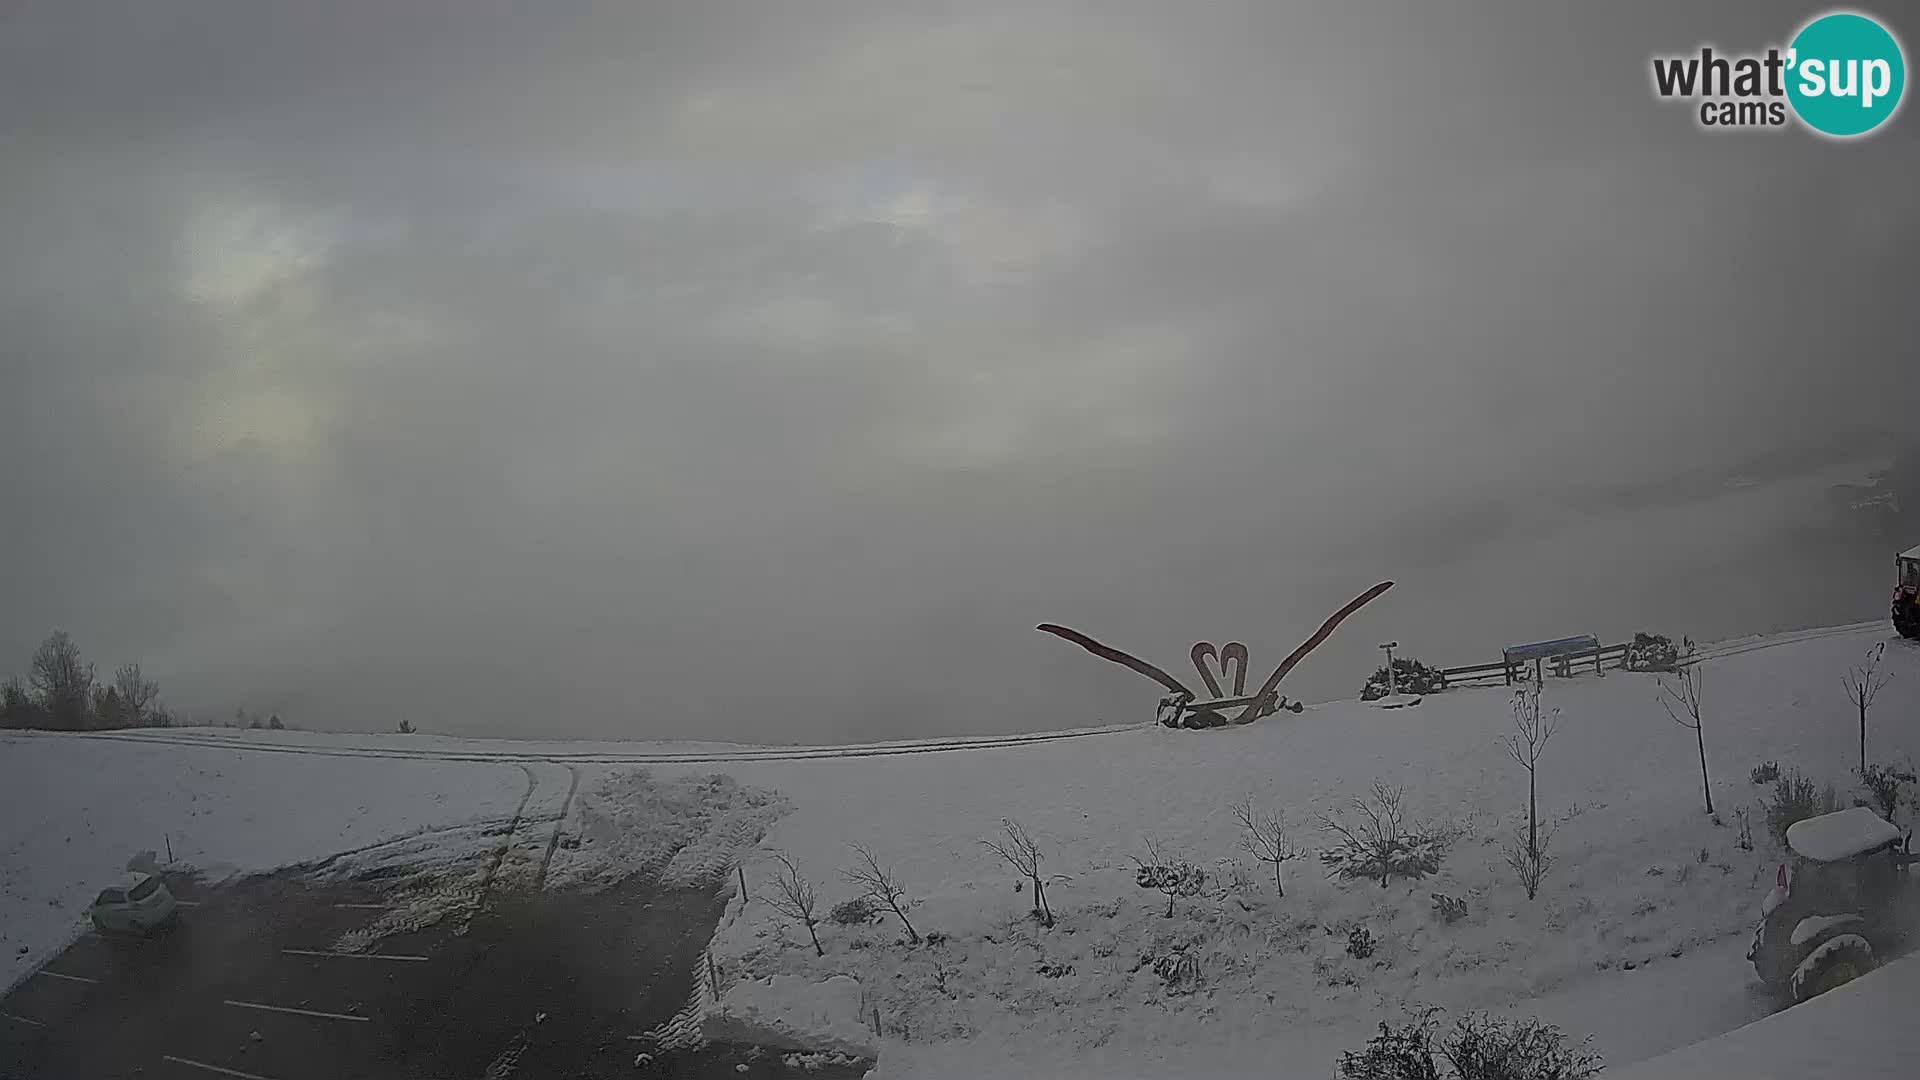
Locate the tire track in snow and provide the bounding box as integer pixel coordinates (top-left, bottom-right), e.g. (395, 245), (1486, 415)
(1691, 621), (1886, 664)
(479, 764), (539, 897)
(535, 765), (581, 891)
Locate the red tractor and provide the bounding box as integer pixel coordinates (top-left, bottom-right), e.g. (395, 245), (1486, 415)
(1895, 543), (1920, 639)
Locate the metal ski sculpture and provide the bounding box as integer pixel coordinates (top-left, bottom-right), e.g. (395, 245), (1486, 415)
(1037, 580), (1394, 728)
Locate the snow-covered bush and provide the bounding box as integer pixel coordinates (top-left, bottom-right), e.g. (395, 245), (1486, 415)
(1430, 893), (1468, 924)
(1346, 925), (1376, 959)
(1857, 762), (1915, 820)
(1749, 759), (1780, 784)
(1624, 632), (1680, 672)
(828, 896), (878, 926)
(1143, 949), (1203, 994)
(1764, 769), (1834, 844)
(1361, 657), (1447, 701)
(1338, 1009), (1601, 1080)
(1319, 783), (1457, 888)
(1133, 840), (1209, 918)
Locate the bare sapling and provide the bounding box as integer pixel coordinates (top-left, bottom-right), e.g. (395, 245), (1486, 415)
(1232, 795), (1302, 897)
(1502, 682), (1559, 899)
(1842, 642), (1892, 776)
(981, 819), (1054, 927)
(761, 852), (824, 956)
(1657, 649), (1714, 815)
(844, 844), (919, 944)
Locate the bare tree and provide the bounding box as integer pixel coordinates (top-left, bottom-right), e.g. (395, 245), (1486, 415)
(1318, 782), (1455, 888)
(1842, 642), (1892, 775)
(1232, 796), (1302, 897)
(113, 664), (161, 726)
(29, 631), (94, 730)
(843, 844), (919, 944)
(760, 852), (824, 956)
(981, 820), (1053, 927)
(1657, 651), (1713, 815)
(1502, 683), (1558, 896)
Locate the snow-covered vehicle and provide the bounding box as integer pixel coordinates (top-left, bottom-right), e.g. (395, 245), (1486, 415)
(1747, 806), (1918, 1003)
(1895, 543), (1920, 639)
(89, 872), (179, 936)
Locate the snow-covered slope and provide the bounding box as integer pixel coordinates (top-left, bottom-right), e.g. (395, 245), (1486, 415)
(680, 623), (1917, 1077)
(4, 622), (1914, 1076)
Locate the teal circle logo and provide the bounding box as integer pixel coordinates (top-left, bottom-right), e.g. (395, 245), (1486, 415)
(1787, 12), (1906, 137)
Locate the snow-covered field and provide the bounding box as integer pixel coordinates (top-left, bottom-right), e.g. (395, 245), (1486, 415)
(681, 622), (1919, 1077)
(4, 621), (1916, 1078)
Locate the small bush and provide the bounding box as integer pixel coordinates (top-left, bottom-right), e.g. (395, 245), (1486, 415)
(1749, 760), (1780, 785)
(1361, 658), (1447, 701)
(1134, 840), (1209, 918)
(1504, 828), (1553, 901)
(1625, 632), (1680, 672)
(1858, 763), (1915, 820)
(828, 896), (879, 926)
(396, 720), (416, 734)
(1430, 894), (1468, 924)
(1338, 1009), (1602, 1080)
(1319, 784), (1458, 888)
(1765, 770), (1827, 844)
(1346, 925), (1376, 959)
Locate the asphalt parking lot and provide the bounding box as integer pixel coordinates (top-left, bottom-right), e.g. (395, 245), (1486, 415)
(1, 870), (868, 1080)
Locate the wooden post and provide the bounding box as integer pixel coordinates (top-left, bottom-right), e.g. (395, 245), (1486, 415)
(737, 864), (747, 903)
(873, 1006), (883, 1038)
(1534, 658), (1543, 685)
(708, 952), (719, 998)
(1594, 644), (1602, 675)
(165, 834), (173, 864)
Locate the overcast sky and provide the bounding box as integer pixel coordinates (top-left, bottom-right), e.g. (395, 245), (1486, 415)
(3, 2), (1916, 741)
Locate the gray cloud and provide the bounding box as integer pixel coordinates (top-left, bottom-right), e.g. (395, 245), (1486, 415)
(3, 1), (1917, 740)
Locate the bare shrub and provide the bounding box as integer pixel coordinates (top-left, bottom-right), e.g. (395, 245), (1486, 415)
(1749, 760), (1780, 785)
(1346, 925), (1376, 959)
(1133, 838), (1208, 918)
(843, 844), (919, 944)
(1233, 796), (1303, 898)
(761, 852), (823, 956)
(1765, 770), (1822, 844)
(1338, 1009), (1602, 1080)
(981, 819), (1054, 927)
(1318, 783), (1456, 888)
(1858, 762), (1915, 820)
(1503, 825), (1555, 901)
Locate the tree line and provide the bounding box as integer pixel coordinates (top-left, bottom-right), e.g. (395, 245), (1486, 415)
(0, 630), (176, 731)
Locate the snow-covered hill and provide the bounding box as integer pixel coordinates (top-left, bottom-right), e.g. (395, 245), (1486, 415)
(3, 620), (1915, 1077)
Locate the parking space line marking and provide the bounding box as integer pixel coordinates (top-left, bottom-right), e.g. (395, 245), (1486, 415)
(281, 948), (429, 962)
(223, 1000), (369, 1022)
(35, 970), (96, 983)
(331, 903), (393, 910)
(173, 900), (202, 907)
(2, 1011), (46, 1026)
(162, 1054), (280, 1079)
